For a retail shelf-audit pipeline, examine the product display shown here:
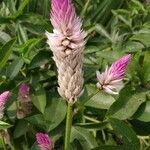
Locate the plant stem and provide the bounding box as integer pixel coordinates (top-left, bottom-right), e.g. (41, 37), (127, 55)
(0, 132), (6, 150)
(64, 103), (73, 150)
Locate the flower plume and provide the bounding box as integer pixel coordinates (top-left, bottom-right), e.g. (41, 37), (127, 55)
(46, 0), (86, 57)
(0, 91), (10, 119)
(36, 133), (54, 150)
(17, 83), (32, 119)
(46, 0), (86, 103)
(96, 54), (131, 95)
(19, 83), (30, 99)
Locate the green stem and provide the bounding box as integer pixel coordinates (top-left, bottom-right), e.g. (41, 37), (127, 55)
(64, 103), (73, 150)
(0, 132), (6, 150)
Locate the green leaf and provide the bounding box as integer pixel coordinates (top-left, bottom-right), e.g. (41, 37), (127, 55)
(28, 93), (66, 132)
(13, 120), (29, 138)
(81, 84), (115, 109)
(32, 88), (47, 114)
(110, 118), (140, 150)
(18, 13), (51, 31)
(107, 87), (147, 120)
(75, 122), (108, 130)
(29, 51), (51, 69)
(134, 101), (150, 122)
(112, 10), (131, 27)
(31, 143), (39, 150)
(0, 121), (12, 130)
(44, 97), (67, 131)
(142, 52), (150, 82)
(26, 114), (48, 130)
(92, 145), (125, 150)
(19, 38), (42, 56)
(95, 24), (112, 42)
(131, 33), (150, 47)
(71, 126), (98, 150)
(6, 57), (24, 80)
(0, 39), (16, 69)
(0, 17), (12, 24)
(0, 31), (11, 44)
(12, 0), (30, 18)
(96, 50), (124, 63)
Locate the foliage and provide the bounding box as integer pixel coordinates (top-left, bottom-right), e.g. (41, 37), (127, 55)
(0, 0), (150, 149)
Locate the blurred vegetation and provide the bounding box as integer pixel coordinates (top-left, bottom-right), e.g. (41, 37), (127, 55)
(0, 0), (150, 149)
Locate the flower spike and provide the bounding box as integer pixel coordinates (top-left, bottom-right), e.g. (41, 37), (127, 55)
(0, 91), (10, 119)
(96, 54), (131, 95)
(36, 133), (54, 150)
(46, 0), (86, 103)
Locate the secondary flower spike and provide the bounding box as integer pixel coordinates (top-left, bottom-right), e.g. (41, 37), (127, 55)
(17, 83), (32, 119)
(96, 54), (131, 95)
(36, 133), (54, 150)
(46, 0), (86, 103)
(19, 83), (30, 99)
(0, 91), (10, 119)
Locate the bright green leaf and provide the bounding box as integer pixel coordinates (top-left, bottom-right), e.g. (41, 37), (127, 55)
(107, 87), (148, 120)
(71, 126), (98, 150)
(0, 121), (12, 130)
(44, 97), (67, 131)
(32, 88), (47, 114)
(82, 84), (115, 109)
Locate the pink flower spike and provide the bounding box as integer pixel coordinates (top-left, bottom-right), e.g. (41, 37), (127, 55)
(96, 54), (131, 95)
(36, 133), (54, 150)
(46, 0), (86, 56)
(0, 91), (10, 119)
(19, 83), (30, 98)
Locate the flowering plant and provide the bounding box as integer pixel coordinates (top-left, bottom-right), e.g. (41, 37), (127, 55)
(0, 0), (149, 149)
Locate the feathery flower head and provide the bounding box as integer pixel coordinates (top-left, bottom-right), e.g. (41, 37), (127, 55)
(96, 54), (131, 95)
(19, 83), (30, 99)
(0, 91), (10, 119)
(46, 0), (86, 56)
(46, 0), (86, 103)
(36, 133), (54, 150)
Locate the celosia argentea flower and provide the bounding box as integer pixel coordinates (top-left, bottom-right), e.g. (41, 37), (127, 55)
(96, 54), (131, 95)
(0, 91), (10, 119)
(36, 133), (54, 150)
(19, 83), (30, 100)
(46, 0), (86, 103)
(17, 83), (32, 119)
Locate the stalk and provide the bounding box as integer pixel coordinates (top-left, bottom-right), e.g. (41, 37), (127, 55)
(0, 132), (6, 150)
(64, 103), (73, 150)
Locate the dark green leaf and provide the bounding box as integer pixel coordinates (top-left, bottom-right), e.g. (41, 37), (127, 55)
(110, 118), (140, 150)
(32, 88), (47, 114)
(71, 126), (98, 150)
(6, 57), (24, 79)
(107, 87), (148, 120)
(13, 120), (28, 138)
(44, 97), (67, 131)
(0, 39), (16, 69)
(29, 51), (51, 69)
(82, 84), (115, 109)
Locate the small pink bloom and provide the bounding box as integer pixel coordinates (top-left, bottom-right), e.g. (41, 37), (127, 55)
(19, 83), (30, 99)
(96, 54), (131, 95)
(0, 91), (10, 119)
(36, 133), (54, 150)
